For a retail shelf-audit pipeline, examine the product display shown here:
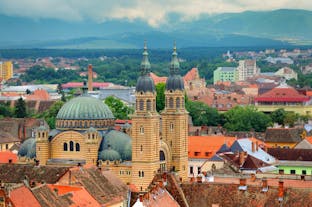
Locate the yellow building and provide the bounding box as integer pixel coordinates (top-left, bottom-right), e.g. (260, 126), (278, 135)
(19, 44), (189, 193)
(0, 61), (13, 81)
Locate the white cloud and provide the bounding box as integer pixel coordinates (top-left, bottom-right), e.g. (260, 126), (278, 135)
(0, 0), (311, 26)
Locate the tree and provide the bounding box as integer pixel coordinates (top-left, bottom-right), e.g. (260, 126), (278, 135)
(104, 96), (134, 120)
(186, 100), (221, 126)
(37, 101), (64, 129)
(0, 102), (13, 118)
(284, 112), (299, 127)
(156, 83), (165, 112)
(271, 108), (286, 125)
(223, 106), (272, 132)
(14, 97), (27, 118)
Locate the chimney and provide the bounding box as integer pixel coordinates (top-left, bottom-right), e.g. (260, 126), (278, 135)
(88, 64), (93, 92)
(256, 141), (259, 151)
(251, 141), (255, 153)
(239, 151), (245, 166)
(238, 177), (247, 191)
(278, 180), (284, 201)
(261, 178), (268, 192)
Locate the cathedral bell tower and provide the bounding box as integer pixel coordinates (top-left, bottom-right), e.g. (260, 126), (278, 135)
(35, 124), (50, 165)
(131, 42), (160, 192)
(161, 43), (188, 181)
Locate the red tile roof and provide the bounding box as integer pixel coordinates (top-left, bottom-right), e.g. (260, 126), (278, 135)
(48, 184), (101, 207)
(188, 136), (237, 159)
(10, 186), (41, 207)
(0, 151), (18, 163)
(62, 82), (110, 89)
(25, 89), (50, 101)
(150, 72), (167, 85)
(184, 68), (199, 82)
(255, 86), (310, 102)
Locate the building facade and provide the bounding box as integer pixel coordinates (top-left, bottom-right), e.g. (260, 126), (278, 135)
(213, 67), (238, 84)
(237, 60), (259, 81)
(0, 61), (13, 81)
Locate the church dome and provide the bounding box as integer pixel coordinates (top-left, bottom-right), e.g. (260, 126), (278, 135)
(136, 75), (155, 93)
(99, 130), (132, 161)
(98, 148), (121, 161)
(166, 75), (184, 91)
(56, 95), (114, 120)
(18, 138), (36, 159)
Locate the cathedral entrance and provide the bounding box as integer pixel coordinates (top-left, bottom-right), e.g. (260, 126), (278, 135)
(159, 150), (166, 172)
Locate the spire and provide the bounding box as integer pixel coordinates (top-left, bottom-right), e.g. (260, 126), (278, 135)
(170, 42), (180, 75)
(140, 40), (151, 76)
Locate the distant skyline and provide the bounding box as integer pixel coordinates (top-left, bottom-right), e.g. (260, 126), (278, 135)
(0, 0), (311, 27)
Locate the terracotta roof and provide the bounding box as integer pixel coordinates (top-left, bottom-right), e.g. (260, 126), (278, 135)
(62, 82), (110, 89)
(140, 188), (180, 207)
(181, 180), (312, 207)
(0, 151), (18, 163)
(48, 184), (101, 207)
(10, 185), (41, 207)
(306, 136), (312, 144)
(66, 167), (128, 205)
(264, 128), (303, 143)
(268, 148), (312, 161)
(188, 136), (237, 159)
(184, 68), (199, 82)
(255, 86), (310, 102)
(25, 89), (50, 101)
(150, 72), (167, 85)
(0, 164), (69, 183)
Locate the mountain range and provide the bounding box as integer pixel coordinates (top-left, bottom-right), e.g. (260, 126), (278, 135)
(0, 9), (312, 49)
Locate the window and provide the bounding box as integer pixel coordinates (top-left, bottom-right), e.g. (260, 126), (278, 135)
(176, 97), (180, 108)
(139, 99), (144, 110)
(63, 143), (68, 151)
(170, 123), (174, 132)
(198, 167), (201, 174)
(146, 100), (151, 111)
(302, 170), (307, 175)
(139, 171), (141, 177)
(140, 145), (143, 152)
(5, 144), (8, 150)
(69, 141), (74, 151)
(169, 97), (174, 108)
(76, 143), (80, 151)
(140, 126), (144, 134)
(279, 169), (284, 175)
(190, 166), (193, 174)
(194, 152), (200, 156)
(290, 170), (296, 174)
(142, 171), (144, 177)
(92, 134), (95, 139)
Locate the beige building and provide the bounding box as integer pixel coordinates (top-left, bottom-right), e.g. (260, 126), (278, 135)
(275, 67), (298, 80)
(20, 44), (189, 193)
(237, 60), (260, 81)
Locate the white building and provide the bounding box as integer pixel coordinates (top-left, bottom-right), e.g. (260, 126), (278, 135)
(237, 60), (260, 81)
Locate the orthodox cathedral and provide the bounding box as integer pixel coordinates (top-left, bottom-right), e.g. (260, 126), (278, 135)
(19, 43), (188, 192)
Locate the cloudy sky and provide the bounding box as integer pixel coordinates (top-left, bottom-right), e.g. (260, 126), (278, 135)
(0, 0), (311, 26)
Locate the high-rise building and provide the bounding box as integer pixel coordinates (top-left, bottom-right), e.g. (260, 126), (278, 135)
(0, 61), (13, 81)
(237, 60), (259, 81)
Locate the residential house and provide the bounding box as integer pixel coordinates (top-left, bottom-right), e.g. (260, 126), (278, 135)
(275, 67), (298, 80)
(0, 131), (20, 152)
(268, 148), (312, 176)
(264, 127), (304, 148)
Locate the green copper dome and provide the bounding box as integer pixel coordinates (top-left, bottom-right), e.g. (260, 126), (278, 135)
(56, 95), (114, 120)
(99, 148), (121, 161)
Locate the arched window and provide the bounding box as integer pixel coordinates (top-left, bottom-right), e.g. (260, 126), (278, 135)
(63, 143), (68, 151)
(139, 99), (144, 110)
(176, 97), (180, 108)
(139, 171), (141, 177)
(142, 171), (144, 177)
(169, 97), (174, 108)
(69, 141), (74, 151)
(182, 97), (185, 108)
(76, 143), (80, 151)
(92, 134), (95, 139)
(146, 99), (151, 111)
(170, 123), (174, 132)
(140, 126), (144, 134)
(140, 145), (143, 152)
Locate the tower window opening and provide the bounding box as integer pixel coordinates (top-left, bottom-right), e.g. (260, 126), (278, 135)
(139, 99), (144, 111)
(69, 141), (74, 151)
(140, 145), (143, 152)
(176, 97), (180, 108)
(63, 143), (68, 151)
(140, 126), (144, 134)
(169, 97), (174, 108)
(76, 143), (80, 151)
(146, 99), (152, 111)
(170, 123), (174, 132)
